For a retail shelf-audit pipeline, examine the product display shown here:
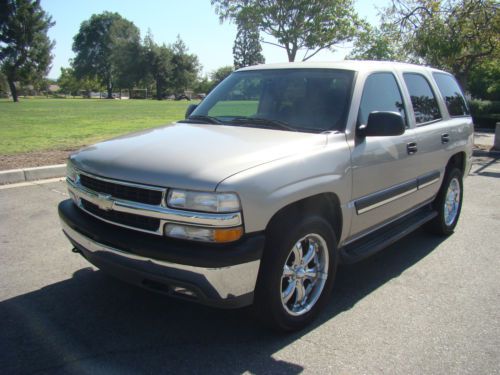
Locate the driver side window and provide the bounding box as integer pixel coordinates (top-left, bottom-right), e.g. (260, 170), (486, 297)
(358, 73), (406, 127)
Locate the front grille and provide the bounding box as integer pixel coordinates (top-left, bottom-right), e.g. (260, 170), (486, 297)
(81, 199), (161, 232)
(79, 174), (162, 205)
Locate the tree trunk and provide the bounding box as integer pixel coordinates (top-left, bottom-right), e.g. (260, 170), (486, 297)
(106, 78), (113, 99)
(7, 78), (18, 102)
(286, 44), (298, 62)
(156, 78), (162, 100)
(455, 72), (468, 93)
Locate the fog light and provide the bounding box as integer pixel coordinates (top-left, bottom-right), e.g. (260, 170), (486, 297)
(173, 286), (196, 298)
(164, 223), (243, 243)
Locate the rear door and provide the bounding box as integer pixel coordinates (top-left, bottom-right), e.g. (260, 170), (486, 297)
(401, 72), (451, 202)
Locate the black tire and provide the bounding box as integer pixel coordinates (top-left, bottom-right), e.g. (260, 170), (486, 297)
(427, 167), (463, 235)
(254, 214), (338, 331)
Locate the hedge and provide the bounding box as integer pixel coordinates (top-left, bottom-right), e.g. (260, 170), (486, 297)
(469, 100), (500, 129)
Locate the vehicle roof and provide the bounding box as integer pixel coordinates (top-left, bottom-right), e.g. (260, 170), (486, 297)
(237, 60), (449, 75)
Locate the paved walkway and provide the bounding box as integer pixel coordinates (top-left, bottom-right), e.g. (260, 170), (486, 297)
(474, 131), (495, 148)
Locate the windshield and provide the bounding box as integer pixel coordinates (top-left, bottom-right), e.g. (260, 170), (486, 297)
(187, 69), (355, 133)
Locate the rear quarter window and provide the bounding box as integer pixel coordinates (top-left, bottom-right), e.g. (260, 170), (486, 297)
(433, 73), (470, 117)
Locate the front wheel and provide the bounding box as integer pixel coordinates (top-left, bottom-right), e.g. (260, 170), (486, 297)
(254, 215), (338, 331)
(427, 167), (463, 235)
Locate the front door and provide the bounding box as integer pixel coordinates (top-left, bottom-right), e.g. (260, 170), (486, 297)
(349, 72), (421, 238)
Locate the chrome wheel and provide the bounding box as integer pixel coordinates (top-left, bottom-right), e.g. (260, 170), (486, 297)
(444, 177), (461, 226)
(281, 233), (329, 316)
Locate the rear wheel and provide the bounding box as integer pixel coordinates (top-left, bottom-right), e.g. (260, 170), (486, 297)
(254, 215), (338, 331)
(427, 167), (463, 235)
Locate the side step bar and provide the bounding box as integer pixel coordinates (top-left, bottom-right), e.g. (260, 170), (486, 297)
(340, 206), (438, 264)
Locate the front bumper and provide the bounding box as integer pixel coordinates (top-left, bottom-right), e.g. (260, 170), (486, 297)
(59, 200), (264, 308)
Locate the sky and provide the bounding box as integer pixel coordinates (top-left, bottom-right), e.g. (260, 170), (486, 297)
(41, 0), (389, 79)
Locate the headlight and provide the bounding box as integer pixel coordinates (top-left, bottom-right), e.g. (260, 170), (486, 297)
(167, 190), (240, 213)
(66, 161), (78, 183)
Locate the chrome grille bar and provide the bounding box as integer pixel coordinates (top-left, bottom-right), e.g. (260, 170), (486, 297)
(67, 171), (243, 236)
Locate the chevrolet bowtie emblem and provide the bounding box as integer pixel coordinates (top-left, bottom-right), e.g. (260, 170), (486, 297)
(96, 193), (114, 211)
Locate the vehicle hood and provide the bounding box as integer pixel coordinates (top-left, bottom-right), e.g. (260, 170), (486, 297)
(71, 123), (327, 191)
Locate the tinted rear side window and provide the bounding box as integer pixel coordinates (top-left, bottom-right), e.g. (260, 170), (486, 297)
(358, 73), (406, 127)
(403, 73), (441, 124)
(433, 73), (470, 117)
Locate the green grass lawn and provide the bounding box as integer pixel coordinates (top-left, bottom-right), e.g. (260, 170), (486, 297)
(208, 100), (258, 117)
(0, 98), (194, 154)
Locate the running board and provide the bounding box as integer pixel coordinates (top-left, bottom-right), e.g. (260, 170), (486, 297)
(340, 206), (438, 264)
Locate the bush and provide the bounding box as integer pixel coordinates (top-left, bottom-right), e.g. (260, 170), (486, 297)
(469, 100), (500, 129)
(469, 100), (500, 116)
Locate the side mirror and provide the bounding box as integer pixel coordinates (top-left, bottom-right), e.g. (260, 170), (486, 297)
(358, 111), (405, 137)
(185, 104), (198, 119)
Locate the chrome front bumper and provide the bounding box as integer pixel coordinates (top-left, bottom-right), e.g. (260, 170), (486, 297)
(61, 219), (261, 308)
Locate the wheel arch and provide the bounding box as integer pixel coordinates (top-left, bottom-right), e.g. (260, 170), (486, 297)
(265, 193), (342, 244)
(446, 152), (466, 176)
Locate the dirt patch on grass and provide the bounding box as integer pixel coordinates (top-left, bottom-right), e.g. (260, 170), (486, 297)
(0, 149), (80, 171)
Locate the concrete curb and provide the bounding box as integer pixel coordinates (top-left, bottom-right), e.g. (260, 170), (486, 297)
(473, 148), (500, 157)
(0, 164), (66, 185)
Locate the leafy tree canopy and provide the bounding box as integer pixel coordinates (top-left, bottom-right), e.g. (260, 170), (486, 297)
(72, 12), (141, 98)
(385, 0), (500, 88)
(57, 66), (101, 97)
(170, 36), (200, 94)
(212, 0), (361, 62)
(143, 32), (174, 99)
(0, 0), (55, 102)
(233, 18), (265, 69)
(210, 65), (234, 89)
(347, 23), (405, 61)
(468, 59), (500, 101)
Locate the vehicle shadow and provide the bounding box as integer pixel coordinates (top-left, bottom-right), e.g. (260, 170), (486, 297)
(470, 154), (500, 178)
(0, 229), (446, 375)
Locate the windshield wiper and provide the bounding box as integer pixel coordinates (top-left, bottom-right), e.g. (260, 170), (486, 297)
(229, 117), (297, 132)
(180, 115), (223, 124)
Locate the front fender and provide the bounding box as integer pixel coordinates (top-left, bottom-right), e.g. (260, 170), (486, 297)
(216, 135), (352, 242)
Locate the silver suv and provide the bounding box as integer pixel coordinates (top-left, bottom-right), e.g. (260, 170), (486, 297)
(59, 61), (473, 330)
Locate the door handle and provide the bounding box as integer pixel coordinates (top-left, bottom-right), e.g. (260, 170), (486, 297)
(407, 142), (418, 155)
(441, 133), (450, 144)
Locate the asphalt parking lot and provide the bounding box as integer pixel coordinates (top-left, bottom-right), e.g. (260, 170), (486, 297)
(1, 155), (499, 375)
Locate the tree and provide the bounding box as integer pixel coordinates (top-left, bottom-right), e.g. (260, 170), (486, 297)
(143, 32), (173, 99)
(468, 59), (500, 100)
(347, 23), (405, 61)
(386, 0), (500, 89)
(72, 12), (141, 99)
(57, 67), (81, 96)
(0, 71), (9, 97)
(0, 0), (55, 102)
(193, 76), (212, 94)
(210, 66), (234, 89)
(212, 0), (361, 62)
(233, 18), (265, 68)
(110, 18), (143, 93)
(58, 64), (102, 97)
(170, 36), (200, 94)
